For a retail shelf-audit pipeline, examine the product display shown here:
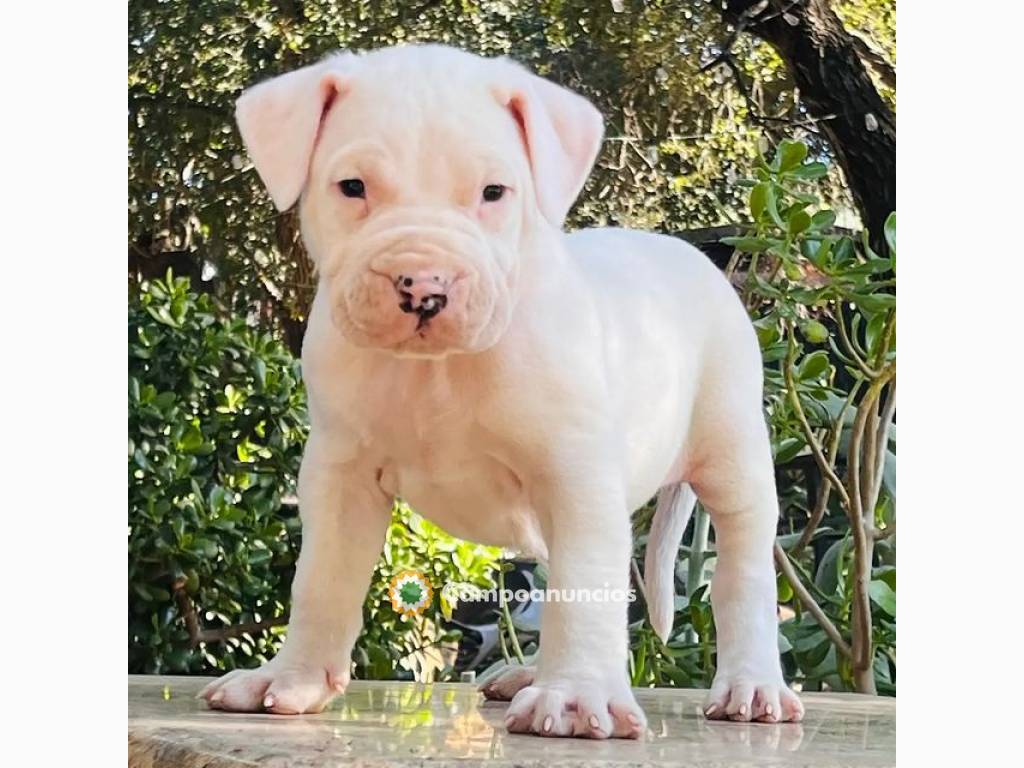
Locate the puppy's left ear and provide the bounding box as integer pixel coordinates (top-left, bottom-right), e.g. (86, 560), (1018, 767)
(499, 68), (604, 228)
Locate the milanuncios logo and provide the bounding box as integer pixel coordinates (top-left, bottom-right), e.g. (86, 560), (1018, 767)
(387, 569), (434, 617)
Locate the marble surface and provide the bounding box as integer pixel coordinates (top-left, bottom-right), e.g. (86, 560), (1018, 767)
(128, 675), (895, 767)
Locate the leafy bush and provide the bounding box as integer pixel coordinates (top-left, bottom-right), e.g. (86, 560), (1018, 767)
(129, 276), (501, 676)
(129, 274), (307, 673)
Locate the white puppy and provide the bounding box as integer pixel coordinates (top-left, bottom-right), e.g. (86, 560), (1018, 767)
(199, 44), (804, 737)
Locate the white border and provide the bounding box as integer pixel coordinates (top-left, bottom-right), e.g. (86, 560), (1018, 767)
(900, 2), (1024, 764)
(2, 4), (125, 764)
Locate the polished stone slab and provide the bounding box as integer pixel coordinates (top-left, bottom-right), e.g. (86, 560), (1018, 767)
(128, 675), (895, 767)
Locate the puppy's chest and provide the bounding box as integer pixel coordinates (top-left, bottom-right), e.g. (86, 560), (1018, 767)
(345, 369), (495, 483)
(372, 409), (526, 546)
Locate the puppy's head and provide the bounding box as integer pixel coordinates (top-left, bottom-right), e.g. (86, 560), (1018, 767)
(235, 45), (603, 357)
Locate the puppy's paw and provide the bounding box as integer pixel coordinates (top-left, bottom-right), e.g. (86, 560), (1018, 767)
(703, 673), (804, 723)
(198, 660), (348, 715)
(480, 664), (535, 701)
(504, 677), (646, 739)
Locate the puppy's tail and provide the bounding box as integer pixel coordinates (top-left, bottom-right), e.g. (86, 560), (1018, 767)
(643, 483), (697, 643)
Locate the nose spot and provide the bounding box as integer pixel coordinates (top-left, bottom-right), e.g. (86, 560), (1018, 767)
(394, 272), (450, 328)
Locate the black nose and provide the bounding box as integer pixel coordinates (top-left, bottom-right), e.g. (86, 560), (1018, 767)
(395, 275), (449, 329)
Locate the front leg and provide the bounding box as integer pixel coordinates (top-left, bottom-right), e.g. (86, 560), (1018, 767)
(504, 459), (646, 739)
(199, 433), (390, 714)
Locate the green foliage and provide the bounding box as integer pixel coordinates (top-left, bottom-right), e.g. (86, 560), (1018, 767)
(128, 275), (501, 677)
(129, 273), (307, 673)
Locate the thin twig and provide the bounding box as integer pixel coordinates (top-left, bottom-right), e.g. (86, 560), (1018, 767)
(773, 542), (852, 660)
(791, 381), (861, 556)
(173, 580), (287, 648)
(835, 303), (881, 378)
(630, 558), (650, 608)
(873, 521), (895, 541)
(870, 379), (896, 512)
(497, 566), (525, 665)
(846, 377), (890, 672)
(783, 321), (852, 508)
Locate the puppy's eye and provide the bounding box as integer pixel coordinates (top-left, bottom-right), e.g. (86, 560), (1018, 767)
(339, 179), (365, 198)
(482, 184), (505, 203)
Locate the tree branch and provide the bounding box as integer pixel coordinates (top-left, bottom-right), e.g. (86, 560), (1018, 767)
(791, 381), (860, 556)
(783, 321), (852, 508)
(774, 542), (852, 659)
(173, 580), (287, 648)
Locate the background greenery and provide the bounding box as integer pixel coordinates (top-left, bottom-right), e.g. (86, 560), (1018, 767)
(129, 0), (895, 695)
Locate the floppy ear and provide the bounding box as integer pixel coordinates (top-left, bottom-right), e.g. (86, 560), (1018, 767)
(500, 68), (605, 227)
(235, 56), (354, 211)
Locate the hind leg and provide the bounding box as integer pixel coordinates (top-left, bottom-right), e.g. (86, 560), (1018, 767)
(690, 401), (804, 724)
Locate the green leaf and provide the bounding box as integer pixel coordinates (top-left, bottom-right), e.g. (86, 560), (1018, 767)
(764, 184), (787, 229)
(777, 140), (808, 173)
(776, 571), (794, 602)
(178, 424), (204, 453)
(811, 210), (837, 230)
(788, 209), (812, 235)
(798, 351), (831, 380)
(788, 162), (829, 180)
(774, 436), (805, 463)
(752, 317), (780, 347)
(833, 237), (855, 265)
(869, 580), (896, 616)
(749, 182), (769, 220)
(721, 236), (771, 253)
(873, 565), (896, 592)
(884, 212), (896, 257)
(865, 312), (887, 356)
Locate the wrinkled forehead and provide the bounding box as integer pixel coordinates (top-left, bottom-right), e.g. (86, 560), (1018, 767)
(314, 70), (527, 187)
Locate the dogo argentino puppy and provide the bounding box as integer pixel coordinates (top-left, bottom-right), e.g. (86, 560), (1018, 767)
(199, 43), (804, 738)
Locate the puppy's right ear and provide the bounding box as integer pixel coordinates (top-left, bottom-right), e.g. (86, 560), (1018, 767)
(235, 55), (355, 211)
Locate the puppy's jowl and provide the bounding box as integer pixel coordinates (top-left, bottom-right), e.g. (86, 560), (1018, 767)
(199, 44), (804, 737)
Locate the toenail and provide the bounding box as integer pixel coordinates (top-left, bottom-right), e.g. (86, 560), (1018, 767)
(704, 704), (717, 717)
(211, 691), (224, 703)
(766, 704), (774, 716)
(263, 695), (275, 709)
(543, 715), (553, 733)
(589, 714), (600, 729)
(739, 704), (748, 716)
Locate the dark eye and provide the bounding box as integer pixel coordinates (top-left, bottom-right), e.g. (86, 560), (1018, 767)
(482, 184), (505, 202)
(339, 178), (365, 198)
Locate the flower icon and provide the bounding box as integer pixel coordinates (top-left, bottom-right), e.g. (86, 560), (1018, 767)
(388, 569), (433, 617)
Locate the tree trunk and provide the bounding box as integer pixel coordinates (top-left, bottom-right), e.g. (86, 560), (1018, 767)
(717, 0), (896, 250)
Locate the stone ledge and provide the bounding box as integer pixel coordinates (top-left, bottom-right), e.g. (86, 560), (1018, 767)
(128, 675), (895, 768)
